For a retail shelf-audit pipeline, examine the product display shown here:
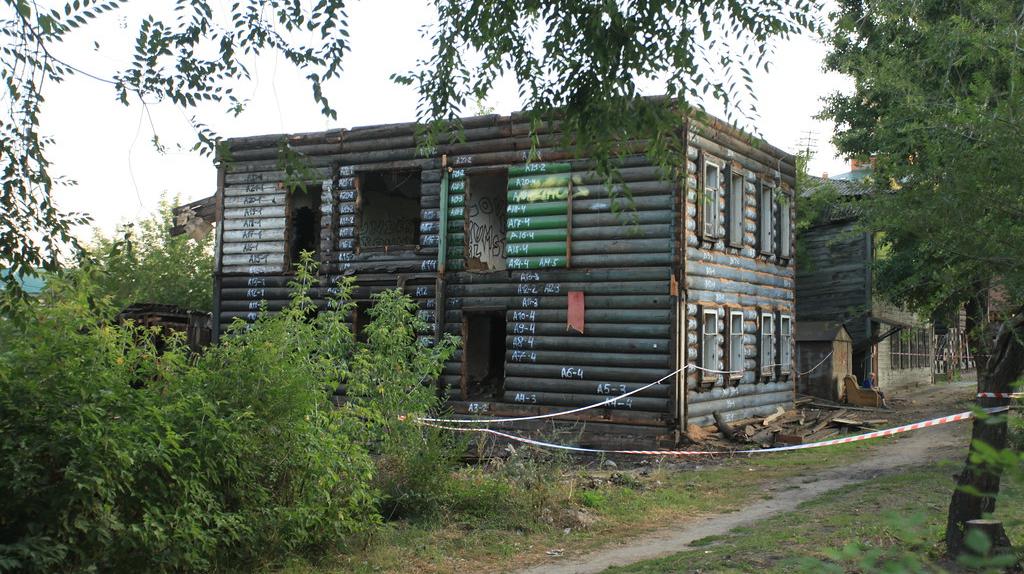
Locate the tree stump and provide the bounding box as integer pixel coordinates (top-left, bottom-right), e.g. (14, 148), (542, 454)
(964, 519), (1013, 556)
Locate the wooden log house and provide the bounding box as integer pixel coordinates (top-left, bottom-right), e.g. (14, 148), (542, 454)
(211, 110), (797, 447)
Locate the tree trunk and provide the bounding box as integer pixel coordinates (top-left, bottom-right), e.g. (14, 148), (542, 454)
(945, 309), (1024, 557)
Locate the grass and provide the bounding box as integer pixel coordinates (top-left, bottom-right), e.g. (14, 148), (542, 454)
(276, 436), (888, 574)
(604, 461), (1024, 574)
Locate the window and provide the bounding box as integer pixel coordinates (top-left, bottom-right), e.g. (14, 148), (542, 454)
(889, 327), (932, 370)
(287, 187), (321, 266)
(729, 311), (744, 380)
(465, 172), (508, 271)
(778, 193), (792, 259)
(759, 181), (773, 255)
(357, 169), (421, 250)
(760, 312), (775, 375)
(779, 315), (792, 375)
(702, 162), (721, 238)
(701, 308), (719, 381)
(728, 172), (744, 247)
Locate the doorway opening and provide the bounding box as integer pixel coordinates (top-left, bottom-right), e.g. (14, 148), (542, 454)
(463, 310), (507, 399)
(287, 188), (321, 266)
(464, 171), (508, 271)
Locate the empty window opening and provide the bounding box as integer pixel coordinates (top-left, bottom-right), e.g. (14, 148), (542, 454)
(701, 308), (719, 381)
(729, 311), (744, 380)
(288, 188), (321, 265)
(463, 311), (507, 399)
(358, 170), (421, 249)
(703, 163), (720, 238)
(465, 172), (508, 271)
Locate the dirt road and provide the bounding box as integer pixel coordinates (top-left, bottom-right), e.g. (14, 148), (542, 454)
(517, 382), (976, 574)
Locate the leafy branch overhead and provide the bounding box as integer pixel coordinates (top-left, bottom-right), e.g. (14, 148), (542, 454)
(397, 0), (819, 175)
(0, 0), (350, 296)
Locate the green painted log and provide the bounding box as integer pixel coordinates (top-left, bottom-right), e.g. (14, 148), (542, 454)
(572, 211), (672, 227)
(508, 187), (571, 203)
(448, 206), (465, 218)
(506, 335), (670, 354)
(506, 256), (567, 269)
(449, 193), (465, 206)
(453, 294), (672, 310)
(503, 390), (670, 413)
(447, 259), (466, 271)
(504, 308), (671, 324)
(507, 229), (568, 243)
(504, 363), (671, 384)
(506, 201), (568, 217)
(507, 162), (572, 176)
(447, 220), (464, 232)
(506, 215), (568, 230)
(506, 173), (573, 189)
(447, 246), (464, 258)
(505, 242), (567, 257)
(503, 377), (672, 398)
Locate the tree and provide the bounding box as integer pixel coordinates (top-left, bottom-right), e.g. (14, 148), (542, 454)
(81, 196), (213, 312)
(1, 0), (350, 298)
(821, 0), (1024, 556)
(1, 0), (820, 300)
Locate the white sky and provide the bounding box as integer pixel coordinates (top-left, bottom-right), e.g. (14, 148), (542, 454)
(39, 1), (852, 237)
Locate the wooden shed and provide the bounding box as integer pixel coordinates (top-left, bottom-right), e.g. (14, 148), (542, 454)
(795, 321), (852, 402)
(209, 107), (798, 448)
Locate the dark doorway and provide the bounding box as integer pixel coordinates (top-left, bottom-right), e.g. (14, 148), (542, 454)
(463, 311), (507, 399)
(288, 188), (321, 265)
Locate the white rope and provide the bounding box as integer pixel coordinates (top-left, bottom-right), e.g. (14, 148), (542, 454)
(418, 406), (1010, 457)
(797, 350), (834, 377)
(418, 366), (687, 424)
(420, 353), (838, 426)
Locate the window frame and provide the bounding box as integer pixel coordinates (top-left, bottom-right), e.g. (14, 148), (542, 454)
(759, 312), (775, 376)
(778, 191), (792, 259)
(728, 310), (745, 381)
(758, 180), (774, 256)
(701, 307), (720, 382)
(727, 170), (744, 247)
(354, 168), (423, 253)
(779, 314), (792, 375)
(702, 160), (722, 239)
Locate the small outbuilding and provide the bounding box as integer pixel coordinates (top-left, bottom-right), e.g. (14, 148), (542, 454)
(796, 321), (853, 402)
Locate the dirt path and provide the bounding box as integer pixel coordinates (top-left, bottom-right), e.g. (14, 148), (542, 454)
(517, 403), (972, 574)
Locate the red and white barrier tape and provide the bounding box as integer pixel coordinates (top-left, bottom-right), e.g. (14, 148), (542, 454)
(419, 406), (1011, 457)
(977, 392), (1023, 399)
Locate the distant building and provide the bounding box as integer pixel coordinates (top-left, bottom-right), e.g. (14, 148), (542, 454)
(0, 270), (46, 296)
(797, 172), (939, 393)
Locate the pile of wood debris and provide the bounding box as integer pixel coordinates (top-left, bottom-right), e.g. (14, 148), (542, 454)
(686, 397), (890, 450)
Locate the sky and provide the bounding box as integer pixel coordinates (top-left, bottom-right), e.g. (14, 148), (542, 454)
(40, 1), (852, 237)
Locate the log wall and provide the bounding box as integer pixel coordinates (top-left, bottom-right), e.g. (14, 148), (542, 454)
(212, 111), (797, 444)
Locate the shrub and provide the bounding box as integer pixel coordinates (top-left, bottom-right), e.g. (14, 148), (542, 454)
(0, 255), (458, 572)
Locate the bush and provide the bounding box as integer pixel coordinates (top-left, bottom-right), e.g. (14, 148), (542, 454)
(0, 256), (458, 572)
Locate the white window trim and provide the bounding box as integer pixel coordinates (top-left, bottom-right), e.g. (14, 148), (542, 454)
(780, 314), (792, 374)
(729, 310), (744, 380)
(759, 183), (774, 255)
(703, 162), (721, 238)
(702, 308), (719, 381)
(778, 193), (792, 259)
(729, 172), (744, 247)
(760, 312), (775, 374)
